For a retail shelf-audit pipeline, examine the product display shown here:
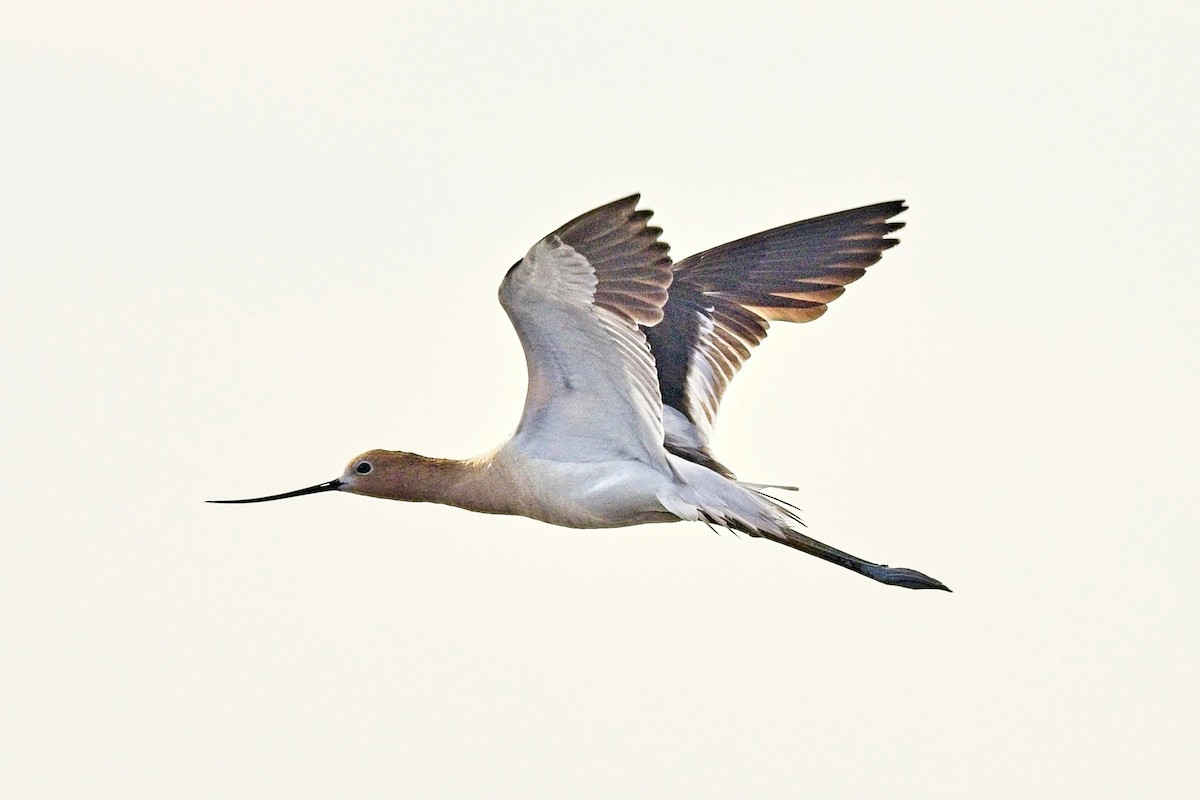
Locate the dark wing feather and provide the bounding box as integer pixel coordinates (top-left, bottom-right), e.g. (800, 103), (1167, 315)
(644, 200), (906, 453)
(549, 194), (673, 326)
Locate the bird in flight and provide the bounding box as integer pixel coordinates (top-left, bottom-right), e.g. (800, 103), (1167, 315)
(213, 196), (948, 591)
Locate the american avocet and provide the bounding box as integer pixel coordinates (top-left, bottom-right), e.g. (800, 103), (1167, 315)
(213, 196), (948, 591)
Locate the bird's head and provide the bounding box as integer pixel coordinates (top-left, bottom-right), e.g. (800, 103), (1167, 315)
(208, 449), (423, 504)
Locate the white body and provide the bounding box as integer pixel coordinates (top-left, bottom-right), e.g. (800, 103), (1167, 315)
(489, 441), (780, 531)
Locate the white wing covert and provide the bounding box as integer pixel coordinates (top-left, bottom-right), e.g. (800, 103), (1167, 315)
(499, 195), (674, 467)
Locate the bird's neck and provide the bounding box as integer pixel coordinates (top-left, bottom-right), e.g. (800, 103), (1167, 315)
(368, 451), (518, 516)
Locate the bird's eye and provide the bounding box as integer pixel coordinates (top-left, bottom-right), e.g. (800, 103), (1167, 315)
(355, 462), (372, 474)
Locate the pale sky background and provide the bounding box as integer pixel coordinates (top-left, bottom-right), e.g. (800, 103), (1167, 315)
(2, 2), (1198, 798)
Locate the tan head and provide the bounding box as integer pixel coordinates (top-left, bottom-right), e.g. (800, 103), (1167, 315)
(337, 449), (437, 501)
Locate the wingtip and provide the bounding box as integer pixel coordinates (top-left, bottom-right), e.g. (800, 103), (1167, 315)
(609, 193), (642, 213)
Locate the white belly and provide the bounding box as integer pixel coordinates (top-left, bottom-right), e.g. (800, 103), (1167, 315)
(496, 449), (680, 529)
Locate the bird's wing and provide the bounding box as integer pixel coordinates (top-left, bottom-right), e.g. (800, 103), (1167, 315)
(499, 195), (674, 467)
(644, 201), (906, 468)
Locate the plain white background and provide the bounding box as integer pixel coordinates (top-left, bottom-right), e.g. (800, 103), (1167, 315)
(3, 3), (1197, 797)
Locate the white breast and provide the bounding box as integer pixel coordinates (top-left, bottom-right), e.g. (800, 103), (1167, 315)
(492, 445), (679, 529)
